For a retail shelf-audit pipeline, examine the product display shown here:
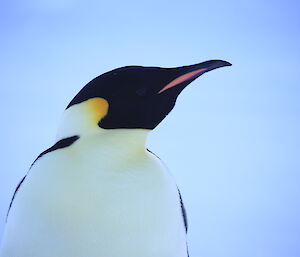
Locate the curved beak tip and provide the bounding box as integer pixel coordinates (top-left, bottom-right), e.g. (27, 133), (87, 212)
(222, 60), (232, 66)
(221, 60), (232, 67)
(206, 60), (232, 70)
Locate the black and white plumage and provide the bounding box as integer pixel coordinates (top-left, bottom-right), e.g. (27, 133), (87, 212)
(0, 60), (231, 257)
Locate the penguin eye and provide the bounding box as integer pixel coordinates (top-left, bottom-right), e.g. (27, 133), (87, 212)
(135, 87), (148, 96)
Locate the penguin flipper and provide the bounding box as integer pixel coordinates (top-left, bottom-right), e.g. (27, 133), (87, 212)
(146, 149), (188, 232)
(178, 188), (188, 232)
(6, 175), (26, 220)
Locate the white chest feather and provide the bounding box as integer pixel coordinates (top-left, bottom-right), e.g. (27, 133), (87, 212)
(0, 131), (187, 257)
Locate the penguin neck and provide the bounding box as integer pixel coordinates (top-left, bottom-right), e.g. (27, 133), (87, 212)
(73, 129), (150, 168)
(82, 129), (149, 154)
(56, 106), (149, 156)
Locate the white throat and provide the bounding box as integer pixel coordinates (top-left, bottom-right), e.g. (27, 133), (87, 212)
(56, 100), (104, 140)
(55, 100), (150, 157)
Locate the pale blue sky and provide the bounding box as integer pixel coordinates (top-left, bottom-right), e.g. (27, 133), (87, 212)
(1, 0), (300, 256)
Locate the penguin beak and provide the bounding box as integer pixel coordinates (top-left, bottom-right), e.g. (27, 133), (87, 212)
(158, 60), (231, 94)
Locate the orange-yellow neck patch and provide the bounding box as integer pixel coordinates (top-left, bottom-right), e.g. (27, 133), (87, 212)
(85, 97), (109, 124)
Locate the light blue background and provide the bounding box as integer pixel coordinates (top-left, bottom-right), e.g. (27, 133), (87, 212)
(1, 0), (299, 256)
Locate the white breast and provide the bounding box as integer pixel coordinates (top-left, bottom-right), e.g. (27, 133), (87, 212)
(0, 131), (187, 257)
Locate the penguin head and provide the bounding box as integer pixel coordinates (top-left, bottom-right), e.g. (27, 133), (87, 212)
(57, 60), (231, 138)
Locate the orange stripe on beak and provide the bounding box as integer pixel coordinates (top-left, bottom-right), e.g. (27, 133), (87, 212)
(158, 68), (208, 94)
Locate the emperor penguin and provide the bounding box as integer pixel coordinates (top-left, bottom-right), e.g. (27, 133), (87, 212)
(0, 60), (231, 257)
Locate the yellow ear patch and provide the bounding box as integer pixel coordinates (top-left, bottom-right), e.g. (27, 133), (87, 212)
(85, 97), (109, 124)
